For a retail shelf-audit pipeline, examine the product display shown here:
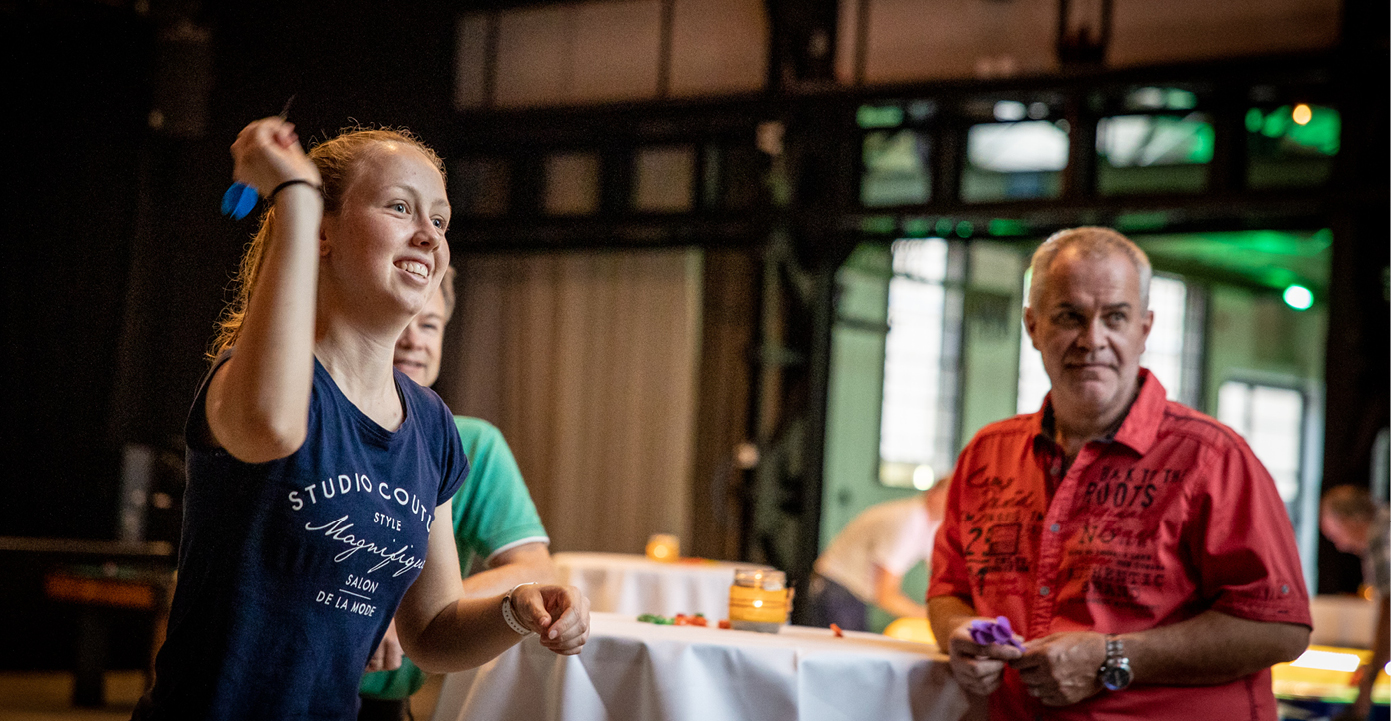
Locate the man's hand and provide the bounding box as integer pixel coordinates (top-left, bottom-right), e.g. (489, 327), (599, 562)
(946, 618), (1024, 696)
(364, 618), (405, 673)
(511, 584), (591, 655)
(1011, 631), (1107, 706)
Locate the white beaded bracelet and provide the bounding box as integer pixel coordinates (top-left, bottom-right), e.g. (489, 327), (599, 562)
(502, 582), (538, 636)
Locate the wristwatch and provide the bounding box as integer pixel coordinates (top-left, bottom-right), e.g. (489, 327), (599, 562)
(1097, 635), (1133, 691)
(502, 582), (538, 636)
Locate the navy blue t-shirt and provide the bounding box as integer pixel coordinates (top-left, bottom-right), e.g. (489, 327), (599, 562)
(143, 355), (468, 720)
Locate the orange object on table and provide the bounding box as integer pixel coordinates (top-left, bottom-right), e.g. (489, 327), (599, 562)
(728, 569), (790, 632)
(645, 534), (680, 562)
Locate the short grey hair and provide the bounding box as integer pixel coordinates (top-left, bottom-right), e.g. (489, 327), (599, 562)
(1026, 227), (1152, 309)
(1321, 485), (1378, 522)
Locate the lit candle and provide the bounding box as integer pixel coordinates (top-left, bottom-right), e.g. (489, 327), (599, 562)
(646, 533), (680, 562)
(729, 568), (788, 633)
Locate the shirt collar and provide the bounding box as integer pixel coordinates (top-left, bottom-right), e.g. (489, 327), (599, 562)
(1030, 368), (1167, 456)
(1106, 368), (1166, 455)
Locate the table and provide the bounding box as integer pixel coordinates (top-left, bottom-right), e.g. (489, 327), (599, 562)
(553, 552), (766, 620)
(430, 612), (977, 721)
(1271, 644), (1390, 719)
(44, 563), (175, 706)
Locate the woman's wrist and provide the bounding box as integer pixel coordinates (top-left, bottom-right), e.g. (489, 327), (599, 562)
(268, 179), (324, 203)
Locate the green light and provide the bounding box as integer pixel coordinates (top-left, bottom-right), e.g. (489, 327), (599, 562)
(1166, 89), (1198, 110)
(987, 218), (1030, 236)
(857, 105), (904, 129)
(955, 221), (974, 238)
(860, 215), (897, 235)
(1283, 284), (1313, 310)
(1262, 106), (1291, 138)
(1248, 105), (1340, 156)
(1115, 211), (1170, 232)
(935, 218), (954, 236)
(1189, 122), (1216, 164)
(1286, 106), (1341, 155)
(903, 218), (931, 237)
(1245, 108), (1264, 133)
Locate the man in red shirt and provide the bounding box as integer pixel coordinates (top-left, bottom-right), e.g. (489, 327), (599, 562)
(928, 227), (1311, 720)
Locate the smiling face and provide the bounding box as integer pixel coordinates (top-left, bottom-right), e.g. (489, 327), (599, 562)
(1024, 247), (1153, 431)
(394, 287), (447, 387)
(319, 142), (451, 324)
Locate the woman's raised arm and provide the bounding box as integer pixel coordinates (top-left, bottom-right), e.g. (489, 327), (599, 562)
(206, 117), (324, 463)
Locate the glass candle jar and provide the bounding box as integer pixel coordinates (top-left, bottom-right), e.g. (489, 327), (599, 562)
(728, 568), (789, 633)
(645, 533), (680, 562)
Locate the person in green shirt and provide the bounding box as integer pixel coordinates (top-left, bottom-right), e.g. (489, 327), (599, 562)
(358, 266), (555, 720)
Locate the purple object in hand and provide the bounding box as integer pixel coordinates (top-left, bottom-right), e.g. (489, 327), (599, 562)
(968, 616), (1024, 650)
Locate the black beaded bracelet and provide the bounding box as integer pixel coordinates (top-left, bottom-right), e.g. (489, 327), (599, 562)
(268, 179), (324, 203)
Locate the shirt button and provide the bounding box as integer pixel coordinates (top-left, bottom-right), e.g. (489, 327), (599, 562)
(1050, 523), (1061, 532)
(1281, 585), (1289, 594)
(1039, 586), (1050, 596)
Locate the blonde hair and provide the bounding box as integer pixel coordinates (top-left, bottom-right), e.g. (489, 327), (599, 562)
(209, 127), (446, 359)
(1027, 227), (1152, 309)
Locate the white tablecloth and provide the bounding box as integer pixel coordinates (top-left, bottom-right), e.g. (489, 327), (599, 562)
(430, 612), (977, 721)
(553, 552), (765, 620)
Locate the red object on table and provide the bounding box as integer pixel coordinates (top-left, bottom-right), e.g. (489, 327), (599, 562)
(829, 623), (844, 638)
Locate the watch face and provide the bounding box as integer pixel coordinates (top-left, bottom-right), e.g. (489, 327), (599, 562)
(1101, 664), (1133, 691)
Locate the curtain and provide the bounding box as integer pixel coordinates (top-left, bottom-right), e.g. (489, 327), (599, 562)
(438, 248), (703, 555)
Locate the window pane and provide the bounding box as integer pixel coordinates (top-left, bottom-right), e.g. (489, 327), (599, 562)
(1216, 382), (1250, 435)
(1249, 386), (1303, 503)
(962, 121), (1067, 202)
(669, 0), (767, 98)
(880, 279), (946, 460)
(861, 130), (930, 207)
(633, 145), (695, 212)
(543, 152), (600, 215)
(451, 158), (511, 218)
(1247, 105), (1339, 189)
(891, 236), (948, 282)
(1123, 86), (1199, 112)
(1017, 268), (1049, 414)
(1138, 275), (1187, 400)
(1016, 331), (1049, 415)
(1218, 381), (1304, 504)
(1097, 113), (1213, 195)
(880, 238), (957, 486)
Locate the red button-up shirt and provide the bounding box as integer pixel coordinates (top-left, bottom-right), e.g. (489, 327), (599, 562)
(929, 370), (1311, 721)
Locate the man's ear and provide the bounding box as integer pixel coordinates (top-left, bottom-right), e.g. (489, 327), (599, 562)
(319, 221), (331, 257)
(1023, 305), (1041, 351)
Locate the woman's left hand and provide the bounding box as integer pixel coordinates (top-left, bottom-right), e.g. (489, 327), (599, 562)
(364, 618), (405, 672)
(511, 584), (591, 655)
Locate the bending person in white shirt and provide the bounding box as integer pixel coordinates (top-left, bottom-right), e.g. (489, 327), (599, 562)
(809, 476), (948, 630)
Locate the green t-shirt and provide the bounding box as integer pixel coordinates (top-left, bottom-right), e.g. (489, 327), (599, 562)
(358, 416), (549, 700)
